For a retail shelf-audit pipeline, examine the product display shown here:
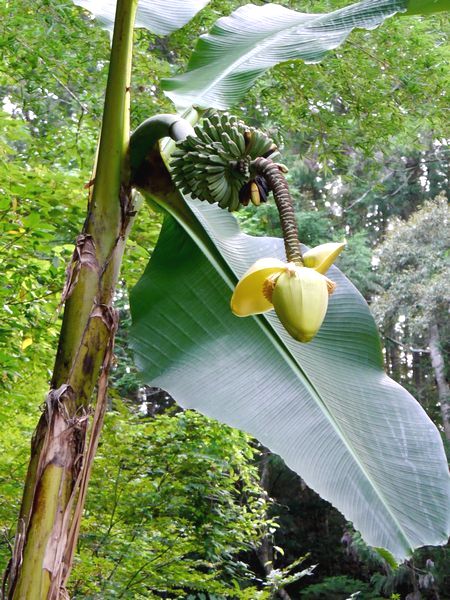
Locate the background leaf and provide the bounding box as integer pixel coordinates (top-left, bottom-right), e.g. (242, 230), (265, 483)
(73, 0), (210, 35)
(162, 0), (409, 109)
(130, 198), (450, 560)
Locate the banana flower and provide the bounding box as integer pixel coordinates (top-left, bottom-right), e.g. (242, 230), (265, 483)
(231, 242), (345, 343)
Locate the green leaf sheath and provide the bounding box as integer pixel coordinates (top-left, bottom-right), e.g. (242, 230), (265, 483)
(130, 200), (450, 561)
(162, 0), (410, 109)
(52, 0), (138, 390)
(130, 114), (195, 174)
(72, 0), (211, 34)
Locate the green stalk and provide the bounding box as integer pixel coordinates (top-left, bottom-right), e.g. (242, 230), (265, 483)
(52, 0), (137, 388)
(7, 1), (138, 598)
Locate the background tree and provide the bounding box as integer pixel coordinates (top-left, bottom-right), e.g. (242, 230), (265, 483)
(373, 197), (450, 441)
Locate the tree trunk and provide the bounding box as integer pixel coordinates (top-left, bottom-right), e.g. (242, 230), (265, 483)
(256, 450), (292, 600)
(389, 339), (401, 381)
(412, 352), (422, 396)
(4, 1), (138, 597)
(428, 323), (450, 442)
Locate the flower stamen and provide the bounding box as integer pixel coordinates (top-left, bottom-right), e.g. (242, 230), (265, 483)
(326, 278), (337, 295)
(262, 273), (279, 303)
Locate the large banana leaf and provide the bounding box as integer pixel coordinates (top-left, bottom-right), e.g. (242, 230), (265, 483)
(162, 0), (434, 109)
(130, 196), (450, 561)
(73, 0), (210, 35)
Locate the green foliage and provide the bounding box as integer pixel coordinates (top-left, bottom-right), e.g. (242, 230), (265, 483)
(0, 2), (164, 575)
(405, 0), (450, 15)
(301, 575), (383, 600)
(0, 377), (44, 571)
(0, 111), (86, 381)
(338, 232), (378, 299)
(238, 203), (334, 248)
(0, 110), (87, 570)
(70, 407), (273, 598)
(0, 0), (108, 171)
(242, 11), (448, 171)
(263, 555), (315, 595)
(425, 546), (450, 597)
(370, 534), (450, 599)
(341, 526), (450, 599)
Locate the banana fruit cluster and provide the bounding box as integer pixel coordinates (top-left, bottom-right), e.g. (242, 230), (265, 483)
(171, 113), (280, 212)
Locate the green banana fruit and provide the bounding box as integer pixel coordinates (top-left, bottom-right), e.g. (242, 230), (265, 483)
(170, 113), (279, 212)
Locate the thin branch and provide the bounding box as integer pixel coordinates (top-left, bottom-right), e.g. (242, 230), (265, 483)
(0, 232), (28, 255)
(5, 32), (93, 119)
(49, 72), (88, 115)
(104, 517), (146, 583)
(4, 289), (61, 306)
(384, 335), (430, 354)
(380, 170), (415, 200)
(96, 464), (124, 549)
(346, 40), (392, 71)
(117, 534), (183, 598)
(344, 171), (393, 212)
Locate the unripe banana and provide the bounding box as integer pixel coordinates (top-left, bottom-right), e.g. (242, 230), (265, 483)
(202, 119), (221, 142)
(170, 113), (279, 211)
(221, 132), (241, 157)
(229, 126), (246, 154)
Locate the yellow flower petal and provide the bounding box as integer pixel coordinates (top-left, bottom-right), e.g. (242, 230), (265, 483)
(231, 258), (285, 316)
(302, 242), (346, 274)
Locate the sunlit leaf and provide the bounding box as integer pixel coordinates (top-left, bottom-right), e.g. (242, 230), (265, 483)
(163, 0), (411, 109)
(404, 0), (450, 15)
(73, 0), (210, 35)
(21, 337), (33, 351)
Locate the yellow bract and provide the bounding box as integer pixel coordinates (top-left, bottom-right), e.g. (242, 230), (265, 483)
(231, 257), (286, 316)
(302, 241), (346, 274)
(230, 242), (345, 343)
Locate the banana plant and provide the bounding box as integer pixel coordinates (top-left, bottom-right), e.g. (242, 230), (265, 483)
(4, 2), (208, 598)
(6, 0), (450, 598)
